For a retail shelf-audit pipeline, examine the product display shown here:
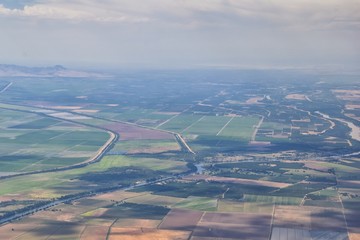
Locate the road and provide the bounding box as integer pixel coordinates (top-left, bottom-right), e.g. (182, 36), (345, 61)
(251, 115), (264, 142)
(0, 82), (12, 93)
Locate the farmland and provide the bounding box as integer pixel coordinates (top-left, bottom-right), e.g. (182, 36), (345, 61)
(0, 69), (359, 239)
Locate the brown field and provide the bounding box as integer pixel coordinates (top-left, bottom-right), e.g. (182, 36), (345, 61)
(191, 212), (272, 239)
(246, 97), (264, 104)
(271, 228), (349, 240)
(126, 193), (184, 207)
(192, 222), (270, 240)
(202, 212), (272, 226)
(304, 161), (331, 172)
(91, 190), (146, 202)
(273, 206), (312, 229)
(113, 218), (161, 228)
(85, 218), (116, 227)
(0, 220), (84, 240)
(159, 208), (204, 231)
(274, 206), (347, 231)
(217, 200), (274, 214)
(0, 222), (40, 240)
(80, 225), (109, 240)
(108, 227), (191, 240)
(126, 144), (181, 154)
(350, 233), (360, 240)
(332, 89), (360, 100)
(285, 94), (308, 100)
(104, 122), (174, 140)
(270, 227), (311, 240)
(27, 204), (92, 223)
(311, 208), (347, 231)
(191, 237), (238, 240)
(183, 174), (290, 188)
(346, 104), (360, 110)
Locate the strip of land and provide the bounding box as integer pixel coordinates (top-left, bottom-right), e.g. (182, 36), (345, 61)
(183, 175), (291, 188)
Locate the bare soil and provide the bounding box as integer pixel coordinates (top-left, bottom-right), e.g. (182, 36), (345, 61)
(159, 208), (204, 231)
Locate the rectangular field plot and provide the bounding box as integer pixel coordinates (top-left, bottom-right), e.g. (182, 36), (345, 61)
(80, 225), (109, 240)
(202, 212), (271, 225)
(108, 228), (191, 240)
(0, 220), (85, 240)
(125, 193), (184, 207)
(244, 194), (302, 205)
(174, 196), (218, 211)
(102, 202), (170, 220)
(104, 122), (173, 140)
(10, 117), (61, 129)
(273, 206), (347, 232)
(192, 212), (272, 240)
(217, 116), (260, 140)
(159, 114), (204, 132)
(159, 208), (204, 231)
(109, 139), (180, 154)
(192, 223), (270, 240)
(271, 227), (311, 240)
(112, 218), (161, 228)
(217, 200), (274, 214)
(182, 116), (231, 136)
(271, 227), (349, 240)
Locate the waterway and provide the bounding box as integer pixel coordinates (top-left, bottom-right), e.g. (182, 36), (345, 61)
(316, 111), (360, 142)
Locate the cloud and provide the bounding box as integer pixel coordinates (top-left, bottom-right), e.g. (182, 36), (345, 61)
(0, 1), (150, 23)
(0, 0), (359, 30)
(0, 0), (358, 68)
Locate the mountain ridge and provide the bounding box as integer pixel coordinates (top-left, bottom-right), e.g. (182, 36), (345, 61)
(0, 64), (109, 78)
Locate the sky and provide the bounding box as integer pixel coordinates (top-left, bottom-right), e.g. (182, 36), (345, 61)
(0, 0), (359, 69)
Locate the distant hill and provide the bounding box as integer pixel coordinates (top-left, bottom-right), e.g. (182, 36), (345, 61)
(0, 64), (109, 78)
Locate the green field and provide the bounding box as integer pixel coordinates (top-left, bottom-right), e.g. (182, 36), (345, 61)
(217, 116), (260, 140)
(159, 114), (204, 132)
(0, 108), (110, 173)
(243, 194), (302, 205)
(182, 115), (231, 136)
(174, 196), (218, 211)
(0, 70), (359, 239)
(0, 154), (189, 197)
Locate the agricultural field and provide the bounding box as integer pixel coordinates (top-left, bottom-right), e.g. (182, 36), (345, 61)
(0, 107), (110, 174)
(0, 70), (359, 239)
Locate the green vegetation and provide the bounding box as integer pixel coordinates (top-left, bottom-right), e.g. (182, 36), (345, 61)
(0, 108), (110, 173)
(174, 196), (217, 211)
(0, 70), (359, 238)
(103, 202), (169, 220)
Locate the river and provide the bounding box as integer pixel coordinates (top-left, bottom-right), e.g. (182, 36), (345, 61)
(316, 111), (360, 142)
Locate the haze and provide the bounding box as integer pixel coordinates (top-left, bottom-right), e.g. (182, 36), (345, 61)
(0, 0), (359, 69)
